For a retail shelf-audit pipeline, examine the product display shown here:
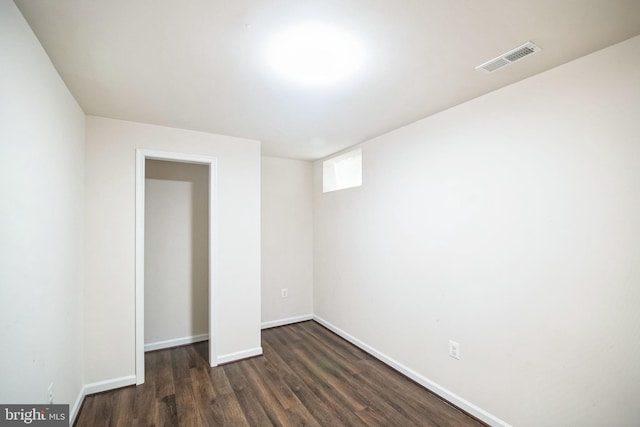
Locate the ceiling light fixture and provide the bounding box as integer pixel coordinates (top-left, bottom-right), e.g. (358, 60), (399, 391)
(266, 22), (365, 86)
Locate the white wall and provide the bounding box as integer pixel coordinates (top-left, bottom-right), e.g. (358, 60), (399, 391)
(85, 116), (261, 383)
(313, 36), (640, 427)
(144, 160), (209, 347)
(0, 0), (85, 410)
(261, 157), (314, 325)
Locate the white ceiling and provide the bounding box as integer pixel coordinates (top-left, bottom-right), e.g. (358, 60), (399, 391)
(15, 0), (640, 160)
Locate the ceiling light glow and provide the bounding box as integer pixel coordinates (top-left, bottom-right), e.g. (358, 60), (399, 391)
(266, 23), (365, 86)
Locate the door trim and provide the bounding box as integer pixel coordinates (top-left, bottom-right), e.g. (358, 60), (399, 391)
(135, 149), (218, 385)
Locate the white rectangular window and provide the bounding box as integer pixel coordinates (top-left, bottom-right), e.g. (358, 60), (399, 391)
(323, 148), (362, 193)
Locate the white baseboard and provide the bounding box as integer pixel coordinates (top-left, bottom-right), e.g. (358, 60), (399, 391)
(144, 333), (209, 352)
(83, 375), (137, 396)
(312, 315), (512, 427)
(261, 314), (313, 329)
(69, 386), (86, 426)
(69, 375), (136, 426)
(217, 347), (263, 365)
(70, 318), (507, 426)
(69, 342), (260, 423)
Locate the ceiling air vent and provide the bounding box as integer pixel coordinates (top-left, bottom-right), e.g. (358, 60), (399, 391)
(476, 41), (541, 73)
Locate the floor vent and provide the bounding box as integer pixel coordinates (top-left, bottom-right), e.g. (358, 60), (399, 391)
(476, 41), (541, 73)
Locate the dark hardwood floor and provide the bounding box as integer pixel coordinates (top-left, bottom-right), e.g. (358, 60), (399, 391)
(75, 321), (486, 426)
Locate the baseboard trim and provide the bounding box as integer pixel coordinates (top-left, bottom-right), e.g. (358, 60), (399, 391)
(70, 386), (85, 426)
(84, 375), (137, 396)
(70, 375), (136, 425)
(144, 333), (209, 352)
(261, 314), (314, 329)
(312, 315), (511, 427)
(70, 319), (508, 425)
(217, 347), (263, 365)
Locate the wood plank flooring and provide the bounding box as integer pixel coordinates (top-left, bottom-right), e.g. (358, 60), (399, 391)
(75, 321), (486, 426)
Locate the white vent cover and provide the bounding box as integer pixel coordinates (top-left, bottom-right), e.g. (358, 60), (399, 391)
(476, 42), (542, 73)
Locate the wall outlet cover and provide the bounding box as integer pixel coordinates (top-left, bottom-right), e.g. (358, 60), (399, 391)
(449, 340), (460, 360)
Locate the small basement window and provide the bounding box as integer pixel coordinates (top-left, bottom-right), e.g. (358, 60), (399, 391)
(323, 148), (362, 193)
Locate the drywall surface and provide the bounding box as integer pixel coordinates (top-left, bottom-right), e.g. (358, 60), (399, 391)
(85, 116), (261, 383)
(145, 160), (209, 346)
(261, 157), (314, 324)
(313, 36), (640, 427)
(0, 0), (85, 408)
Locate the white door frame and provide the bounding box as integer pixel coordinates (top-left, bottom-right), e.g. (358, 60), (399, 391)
(135, 149), (218, 385)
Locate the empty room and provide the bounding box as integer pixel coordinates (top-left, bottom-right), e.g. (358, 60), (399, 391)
(1, 0), (639, 426)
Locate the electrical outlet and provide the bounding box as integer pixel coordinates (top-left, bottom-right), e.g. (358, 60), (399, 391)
(281, 288), (288, 298)
(449, 340), (460, 360)
(48, 382), (54, 404)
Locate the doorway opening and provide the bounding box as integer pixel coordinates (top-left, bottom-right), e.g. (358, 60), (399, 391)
(135, 149), (218, 385)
